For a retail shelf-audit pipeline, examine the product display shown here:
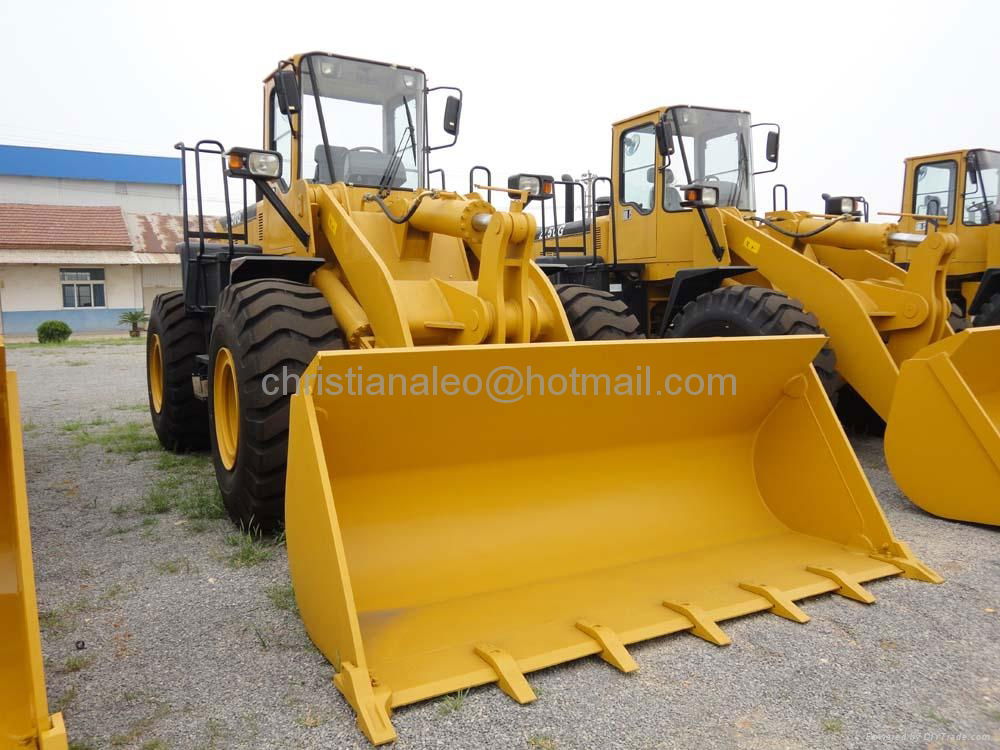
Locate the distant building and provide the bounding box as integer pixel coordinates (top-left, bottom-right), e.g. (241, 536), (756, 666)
(0, 145), (185, 335)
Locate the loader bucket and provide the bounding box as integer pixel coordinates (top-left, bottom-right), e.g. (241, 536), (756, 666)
(885, 326), (1000, 525)
(0, 339), (68, 750)
(285, 336), (940, 745)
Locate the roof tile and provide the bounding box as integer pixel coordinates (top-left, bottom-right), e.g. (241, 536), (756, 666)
(0, 203), (132, 250)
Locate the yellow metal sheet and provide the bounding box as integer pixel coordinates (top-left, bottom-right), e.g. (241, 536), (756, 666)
(285, 337), (939, 745)
(886, 326), (1000, 524)
(0, 339), (68, 750)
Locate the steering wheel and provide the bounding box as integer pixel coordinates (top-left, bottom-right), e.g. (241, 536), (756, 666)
(702, 174), (720, 183)
(349, 146), (383, 155)
(967, 201), (987, 215)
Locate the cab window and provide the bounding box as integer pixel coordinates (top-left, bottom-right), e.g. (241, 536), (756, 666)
(270, 89), (293, 190)
(913, 160), (956, 223)
(964, 154), (1000, 226)
(619, 124), (656, 214)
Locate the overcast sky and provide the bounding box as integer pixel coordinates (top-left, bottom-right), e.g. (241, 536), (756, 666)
(2, 0), (997, 218)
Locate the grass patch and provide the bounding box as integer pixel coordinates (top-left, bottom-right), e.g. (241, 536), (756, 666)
(111, 503), (130, 517)
(63, 417), (112, 433)
(8, 337), (143, 349)
(115, 402), (150, 412)
(63, 655), (93, 673)
(296, 707), (329, 729)
(109, 703), (171, 747)
(75, 421), (160, 456)
(154, 558), (193, 575)
(225, 530), (274, 568)
(437, 688), (470, 715)
(923, 709), (952, 726)
(38, 597), (94, 635)
(141, 485), (173, 514)
(528, 736), (556, 750)
(22, 421), (38, 433)
(141, 742), (168, 750)
(821, 718), (843, 733)
(66, 360), (90, 367)
(176, 475), (225, 520)
(266, 584), (297, 613)
(53, 685), (79, 713)
(69, 742), (97, 750)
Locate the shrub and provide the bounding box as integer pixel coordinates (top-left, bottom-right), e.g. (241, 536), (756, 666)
(37, 320), (72, 344)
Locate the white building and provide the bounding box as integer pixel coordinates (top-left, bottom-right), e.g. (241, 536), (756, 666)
(0, 144), (184, 335)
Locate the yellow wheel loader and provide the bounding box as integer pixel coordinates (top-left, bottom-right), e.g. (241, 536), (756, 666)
(812, 148), (1000, 327)
(1, 339), (69, 750)
(147, 59), (939, 745)
(511, 105), (1000, 526)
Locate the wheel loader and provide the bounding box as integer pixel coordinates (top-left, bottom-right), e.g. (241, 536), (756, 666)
(1, 338), (69, 750)
(811, 148), (1000, 327)
(147, 58), (939, 745)
(510, 105), (1000, 526)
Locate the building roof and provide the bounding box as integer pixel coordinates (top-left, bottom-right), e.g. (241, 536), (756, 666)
(0, 203), (132, 250)
(127, 213), (193, 255)
(0, 144), (181, 186)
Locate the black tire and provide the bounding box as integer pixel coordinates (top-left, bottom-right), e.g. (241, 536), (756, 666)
(208, 279), (344, 533)
(950, 302), (970, 332)
(147, 291), (209, 452)
(974, 292), (1000, 327)
(667, 285), (842, 399)
(556, 284), (644, 340)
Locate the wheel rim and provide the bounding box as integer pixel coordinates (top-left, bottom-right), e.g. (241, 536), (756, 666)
(149, 334), (164, 414)
(213, 347), (240, 470)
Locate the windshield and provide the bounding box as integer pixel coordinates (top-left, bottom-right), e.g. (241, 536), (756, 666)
(662, 107), (754, 212)
(300, 55), (425, 190)
(964, 149), (1000, 225)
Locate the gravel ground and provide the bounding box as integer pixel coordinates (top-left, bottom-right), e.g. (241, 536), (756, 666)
(9, 341), (1000, 750)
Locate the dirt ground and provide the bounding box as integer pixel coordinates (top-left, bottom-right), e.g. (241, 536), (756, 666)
(9, 339), (1000, 750)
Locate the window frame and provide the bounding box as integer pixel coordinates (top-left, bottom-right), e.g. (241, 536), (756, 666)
(618, 123), (658, 216)
(912, 159), (957, 224)
(962, 151), (999, 227)
(60, 268), (107, 309)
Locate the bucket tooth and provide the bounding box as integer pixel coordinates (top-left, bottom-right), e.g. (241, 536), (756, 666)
(806, 566), (875, 604)
(474, 644), (536, 704)
(662, 601), (731, 646)
(575, 620), (638, 673)
(333, 662), (396, 746)
(738, 583), (810, 624)
(870, 541), (943, 584)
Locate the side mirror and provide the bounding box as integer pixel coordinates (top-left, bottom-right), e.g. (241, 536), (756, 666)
(765, 131), (780, 163)
(443, 95), (462, 136)
(275, 70), (300, 116)
(654, 119), (674, 157)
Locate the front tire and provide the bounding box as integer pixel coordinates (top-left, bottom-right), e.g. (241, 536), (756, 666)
(974, 292), (1000, 327)
(208, 279), (344, 532)
(147, 291), (209, 452)
(556, 284), (643, 340)
(667, 285), (842, 399)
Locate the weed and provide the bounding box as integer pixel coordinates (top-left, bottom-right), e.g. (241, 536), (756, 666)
(23, 421), (38, 432)
(176, 475), (225, 520)
(437, 688), (470, 715)
(53, 685), (78, 713)
(63, 655), (93, 673)
(225, 530), (274, 568)
(154, 559), (193, 575)
(924, 709), (952, 726)
(69, 741), (97, 750)
(63, 417), (111, 433)
(76, 421), (160, 456)
(66, 360), (90, 367)
(528, 736), (556, 750)
(111, 503), (130, 517)
(141, 741), (168, 750)
(822, 718), (844, 733)
(296, 707), (330, 729)
(141, 485), (173, 514)
(266, 584), (297, 613)
(115, 402), (150, 412)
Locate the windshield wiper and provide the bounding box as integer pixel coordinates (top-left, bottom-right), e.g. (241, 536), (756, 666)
(377, 97), (416, 192)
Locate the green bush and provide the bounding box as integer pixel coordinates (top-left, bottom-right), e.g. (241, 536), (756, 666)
(37, 320), (73, 344)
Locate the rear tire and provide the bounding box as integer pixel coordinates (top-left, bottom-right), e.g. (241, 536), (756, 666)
(974, 292), (1000, 327)
(556, 284), (643, 340)
(208, 279), (345, 533)
(147, 291), (209, 452)
(667, 285), (842, 399)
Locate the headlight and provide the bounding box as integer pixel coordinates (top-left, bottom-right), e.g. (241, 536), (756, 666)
(518, 176), (541, 194)
(840, 197), (855, 214)
(226, 147), (283, 181)
(248, 152), (281, 178)
(506, 173), (554, 199)
(680, 185), (719, 208)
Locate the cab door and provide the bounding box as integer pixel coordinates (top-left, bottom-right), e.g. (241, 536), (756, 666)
(612, 118), (659, 262)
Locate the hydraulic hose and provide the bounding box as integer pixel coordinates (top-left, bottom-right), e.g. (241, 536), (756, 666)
(363, 191), (437, 225)
(746, 214), (850, 239)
